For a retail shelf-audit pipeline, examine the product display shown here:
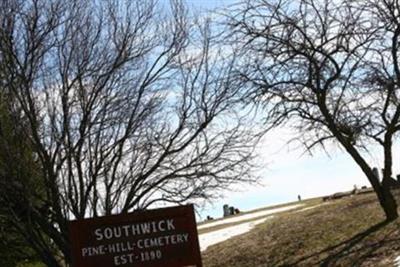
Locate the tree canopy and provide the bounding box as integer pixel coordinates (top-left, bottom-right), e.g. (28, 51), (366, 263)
(227, 0), (400, 220)
(0, 0), (260, 265)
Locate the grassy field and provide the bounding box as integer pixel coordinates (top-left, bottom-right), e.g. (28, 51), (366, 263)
(198, 201), (320, 235)
(202, 190), (400, 267)
(197, 197), (322, 227)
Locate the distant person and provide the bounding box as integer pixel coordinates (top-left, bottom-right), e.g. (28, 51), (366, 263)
(298, 195), (301, 201)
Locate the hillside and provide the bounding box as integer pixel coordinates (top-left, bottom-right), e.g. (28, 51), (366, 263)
(201, 189), (400, 267)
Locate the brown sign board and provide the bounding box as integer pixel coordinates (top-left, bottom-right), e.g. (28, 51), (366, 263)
(68, 204), (202, 267)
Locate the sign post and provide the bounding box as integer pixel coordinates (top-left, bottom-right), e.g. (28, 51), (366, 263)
(69, 204), (202, 267)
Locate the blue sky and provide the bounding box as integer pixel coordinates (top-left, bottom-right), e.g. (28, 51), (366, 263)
(185, 0), (233, 10)
(162, 0), (400, 220)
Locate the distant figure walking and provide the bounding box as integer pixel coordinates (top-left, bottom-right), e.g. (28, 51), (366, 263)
(298, 195), (301, 201)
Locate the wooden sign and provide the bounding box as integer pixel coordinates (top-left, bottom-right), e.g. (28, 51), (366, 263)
(68, 204), (202, 267)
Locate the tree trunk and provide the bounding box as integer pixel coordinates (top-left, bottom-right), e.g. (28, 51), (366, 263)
(379, 178), (399, 221)
(376, 190), (398, 221)
(318, 100), (399, 221)
(367, 172), (398, 221)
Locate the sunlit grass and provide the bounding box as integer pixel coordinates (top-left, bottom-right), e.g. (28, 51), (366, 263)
(203, 190), (400, 267)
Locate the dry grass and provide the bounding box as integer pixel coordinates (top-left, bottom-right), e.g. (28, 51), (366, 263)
(198, 200), (321, 235)
(202, 190), (400, 267)
(198, 197), (322, 234)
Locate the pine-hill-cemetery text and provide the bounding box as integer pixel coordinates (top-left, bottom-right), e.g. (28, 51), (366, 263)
(84, 219), (189, 265)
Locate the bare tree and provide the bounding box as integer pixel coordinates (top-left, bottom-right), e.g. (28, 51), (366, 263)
(228, 0), (400, 221)
(0, 0), (260, 265)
